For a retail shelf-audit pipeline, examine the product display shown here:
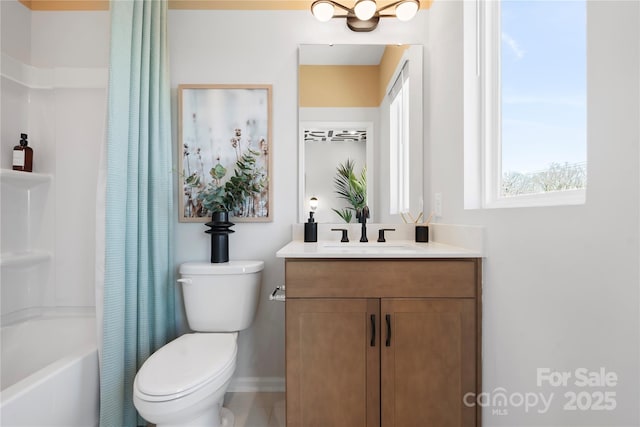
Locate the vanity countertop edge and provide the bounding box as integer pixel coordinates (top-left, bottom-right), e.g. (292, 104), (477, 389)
(276, 239), (482, 259)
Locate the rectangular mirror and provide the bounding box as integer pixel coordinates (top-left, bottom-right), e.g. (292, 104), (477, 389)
(298, 44), (424, 224)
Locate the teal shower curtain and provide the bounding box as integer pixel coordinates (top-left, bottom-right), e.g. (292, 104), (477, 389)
(100, 1), (175, 426)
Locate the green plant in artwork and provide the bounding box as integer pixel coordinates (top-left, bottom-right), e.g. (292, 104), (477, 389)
(332, 159), (367, 223)
(183, 128), (268, 218)
(192, 161), (230, 213)
(224, 148), (267, 217)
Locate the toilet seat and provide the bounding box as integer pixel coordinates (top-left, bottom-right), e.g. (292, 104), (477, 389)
(134, 333), (237, 402)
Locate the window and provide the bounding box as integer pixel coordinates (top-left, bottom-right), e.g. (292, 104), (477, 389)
(465, 0), (587, 208)
(389, 63), (410, 214)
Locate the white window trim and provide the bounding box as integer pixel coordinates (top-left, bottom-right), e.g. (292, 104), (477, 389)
(464, 0), (586, 209)
(389, 63), (411, 215)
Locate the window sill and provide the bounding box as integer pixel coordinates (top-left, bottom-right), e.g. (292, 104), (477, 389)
(483, 188), (586, 209)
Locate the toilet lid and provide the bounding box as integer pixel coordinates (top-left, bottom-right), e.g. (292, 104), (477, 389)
(135, 333), (237, 398)
(179, 260), (264, 275)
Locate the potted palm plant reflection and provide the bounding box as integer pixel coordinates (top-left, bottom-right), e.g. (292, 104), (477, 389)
(332, 159), (367, 223)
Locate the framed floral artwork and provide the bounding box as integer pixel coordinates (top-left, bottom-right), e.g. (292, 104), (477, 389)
(178, 84), (272, 222)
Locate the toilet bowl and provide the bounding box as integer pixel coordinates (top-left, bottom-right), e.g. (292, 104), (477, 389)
(133, 333), (238, 426)
(133, 261), (264, 427)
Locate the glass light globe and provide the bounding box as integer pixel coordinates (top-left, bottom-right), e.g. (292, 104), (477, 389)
(312, 1), (335, 22)
(354, 0), (377, 21)
(395, 0), (419, 21)
(309, 197), (319, 211)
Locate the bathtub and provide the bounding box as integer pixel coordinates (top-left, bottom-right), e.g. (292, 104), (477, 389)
(0, 314), (99, 427)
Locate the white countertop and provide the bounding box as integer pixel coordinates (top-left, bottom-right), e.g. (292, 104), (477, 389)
(276, 239), (482, 259)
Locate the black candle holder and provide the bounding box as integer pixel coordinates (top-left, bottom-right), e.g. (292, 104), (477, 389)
(205, 211), (235, 263)
(415, 225), (429, 242)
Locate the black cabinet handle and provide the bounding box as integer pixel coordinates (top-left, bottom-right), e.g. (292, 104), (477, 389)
(385, 314), (391, 347)
(370, 314), (376, 347)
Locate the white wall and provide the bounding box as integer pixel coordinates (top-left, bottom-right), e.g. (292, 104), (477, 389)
(169, 9), (429, 387)
(428, 1), (639, 425)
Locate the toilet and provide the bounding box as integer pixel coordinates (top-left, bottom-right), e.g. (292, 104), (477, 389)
(133, 260), (264, 427)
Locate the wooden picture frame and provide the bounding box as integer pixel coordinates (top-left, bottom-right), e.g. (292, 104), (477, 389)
(178, 84), (272, 222)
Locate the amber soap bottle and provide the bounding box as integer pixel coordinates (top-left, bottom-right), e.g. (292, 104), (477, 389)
(12, 133), (33, 172)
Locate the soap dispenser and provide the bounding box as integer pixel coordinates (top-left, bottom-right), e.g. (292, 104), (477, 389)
(304, 197), (318, 242)
(12, 133), (33, 172)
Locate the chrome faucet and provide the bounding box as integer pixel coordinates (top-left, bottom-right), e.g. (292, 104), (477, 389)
(356, 206), (370, 242)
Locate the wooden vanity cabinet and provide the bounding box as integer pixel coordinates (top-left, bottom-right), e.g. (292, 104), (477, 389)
(285, 258), (481, 427)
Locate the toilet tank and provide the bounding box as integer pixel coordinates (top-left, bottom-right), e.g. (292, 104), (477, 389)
(178, 261), (264, 332)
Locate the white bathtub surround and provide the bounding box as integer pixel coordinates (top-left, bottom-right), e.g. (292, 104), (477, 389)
(1, 0), (107, 333)
(0, 313), (99, 427)
(1, 308), (96, 388)
(0, 52), (108, 90)
(0, 169), (54, 323)
(0, 124), (97, 426)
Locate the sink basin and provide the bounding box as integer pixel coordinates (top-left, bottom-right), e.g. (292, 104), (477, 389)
(320, 242), (421, 254)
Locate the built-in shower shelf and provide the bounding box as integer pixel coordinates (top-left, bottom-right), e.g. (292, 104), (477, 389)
(0, 251), (52, 268)
(0, 169), (52, 189)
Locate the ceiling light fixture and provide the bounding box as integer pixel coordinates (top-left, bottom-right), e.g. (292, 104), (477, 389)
(311, 0), (420, 32)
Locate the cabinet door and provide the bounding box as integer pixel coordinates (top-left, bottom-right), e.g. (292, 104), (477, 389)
(286, 298), (380, 427)
(381, 299), (477, 427)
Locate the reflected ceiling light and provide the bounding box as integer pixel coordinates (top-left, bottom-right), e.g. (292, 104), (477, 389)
(395, 0), (419, 21)
(310, 0), (421, 32)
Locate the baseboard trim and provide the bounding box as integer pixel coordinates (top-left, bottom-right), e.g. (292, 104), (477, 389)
(228, 376), (285, 392)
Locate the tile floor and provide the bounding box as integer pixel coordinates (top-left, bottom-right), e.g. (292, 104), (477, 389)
(223, 392), (286, 427)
